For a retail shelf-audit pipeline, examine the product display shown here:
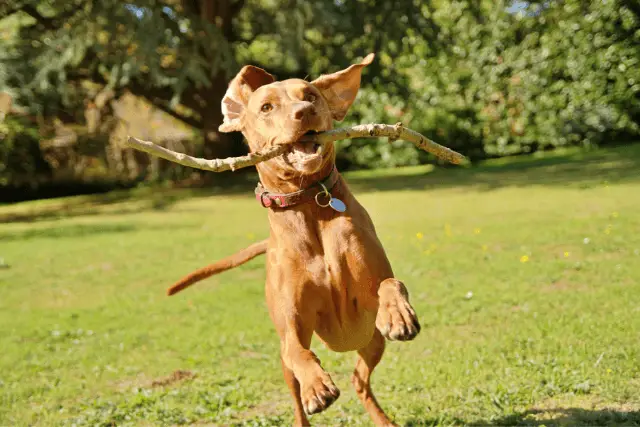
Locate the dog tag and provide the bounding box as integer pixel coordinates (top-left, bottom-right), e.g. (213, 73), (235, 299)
(329, 197), (346, 212)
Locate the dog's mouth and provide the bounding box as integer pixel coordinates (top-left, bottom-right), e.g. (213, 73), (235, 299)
(287, 131), (323, 163)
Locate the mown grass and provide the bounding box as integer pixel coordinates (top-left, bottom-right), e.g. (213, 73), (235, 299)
(1, 144), (640, 426)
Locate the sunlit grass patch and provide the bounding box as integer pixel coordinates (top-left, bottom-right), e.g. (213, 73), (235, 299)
(1, 144), (639, 425)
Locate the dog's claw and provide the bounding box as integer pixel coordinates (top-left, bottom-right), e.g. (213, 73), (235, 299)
(377, 294), (421, 342)
(301, 371), (340, 415)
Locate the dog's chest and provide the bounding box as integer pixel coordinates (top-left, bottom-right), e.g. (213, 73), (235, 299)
(311, 215), (392, 298)
(268, 203), (392, 292)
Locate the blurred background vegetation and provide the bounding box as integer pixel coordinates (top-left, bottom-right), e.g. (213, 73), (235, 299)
(1, 0), (639, 202)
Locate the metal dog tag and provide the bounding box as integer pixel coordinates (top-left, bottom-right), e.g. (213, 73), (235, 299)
(329, 197), (346, 212)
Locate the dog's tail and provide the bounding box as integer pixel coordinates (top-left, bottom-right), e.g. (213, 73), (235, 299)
(167, 239), (268, 296)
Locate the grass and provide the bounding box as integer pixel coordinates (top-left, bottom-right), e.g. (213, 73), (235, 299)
(1, 144), (640, 426)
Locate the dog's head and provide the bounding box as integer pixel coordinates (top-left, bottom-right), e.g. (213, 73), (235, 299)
(219, 54), (374, 175)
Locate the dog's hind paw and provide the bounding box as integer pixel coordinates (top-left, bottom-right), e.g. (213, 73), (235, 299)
(376, 279), (421, 341)
(301, 369), (340, 416)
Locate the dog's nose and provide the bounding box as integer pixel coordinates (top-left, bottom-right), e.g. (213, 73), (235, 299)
(291, 101), (316, 121)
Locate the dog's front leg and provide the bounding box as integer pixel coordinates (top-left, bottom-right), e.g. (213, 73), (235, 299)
(267, 279), (340, 423)
(280, 356), (310, 426)
(277, 312), (340, 419)
(376, 278), (421, 341)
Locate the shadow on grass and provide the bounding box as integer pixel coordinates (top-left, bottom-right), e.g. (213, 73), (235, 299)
(406, 407), (640, 426)
(488, 407), (640, 426)
(0, 171), (260, 223)
(347, 144), (640, 195)
(0, 222), (198, 242)
(3, 144), (639, 223)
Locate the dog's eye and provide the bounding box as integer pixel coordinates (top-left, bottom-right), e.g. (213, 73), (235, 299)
(261, 103), (273, 113)
(304, 93), (316, 103)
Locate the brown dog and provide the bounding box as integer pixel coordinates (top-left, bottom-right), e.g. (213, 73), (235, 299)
(170, 54), (420, 426)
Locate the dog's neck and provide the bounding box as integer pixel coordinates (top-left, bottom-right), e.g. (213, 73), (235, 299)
(255, 145), (337, 194)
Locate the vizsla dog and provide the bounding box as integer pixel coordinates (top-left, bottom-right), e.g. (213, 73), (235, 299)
(169, 53), (420, 426)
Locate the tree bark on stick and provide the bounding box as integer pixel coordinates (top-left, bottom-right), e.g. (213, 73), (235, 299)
(126, 123), (468, 173)
(126, 136), (289, 172)
(299, 123), (467, 166)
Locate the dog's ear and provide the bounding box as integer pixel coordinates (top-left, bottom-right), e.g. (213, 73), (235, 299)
(311, 53), (374, 121)
(219, 66), (275, 133)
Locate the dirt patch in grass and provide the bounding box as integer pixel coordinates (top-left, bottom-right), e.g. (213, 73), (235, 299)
(542, 279), (589, 293)
(150, 369), (196, 387)
(115, 369), (196, 391)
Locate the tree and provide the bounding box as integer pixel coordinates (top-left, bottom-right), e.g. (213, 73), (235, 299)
(1, 0), (442, 160)
(387, 0), (640, 161)
(499, 0), (640, 151)
(4, 0), (637, 179)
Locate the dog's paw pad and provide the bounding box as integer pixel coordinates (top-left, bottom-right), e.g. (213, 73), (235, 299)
(376, 297), (421, 342)
(301, 371), (340, 416)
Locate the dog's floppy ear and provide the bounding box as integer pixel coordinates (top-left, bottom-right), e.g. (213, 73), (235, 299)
(311, 53), (374, 122)
(219, 66), (275, 133)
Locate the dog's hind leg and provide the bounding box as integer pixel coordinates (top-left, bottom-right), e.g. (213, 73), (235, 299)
(352, 329), (396, 426)
(376, 278), (421, 341)
(280, 357), (310, 426)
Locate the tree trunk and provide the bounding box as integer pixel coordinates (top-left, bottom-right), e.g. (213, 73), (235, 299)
(198, 0), (239, 160)
(200, 75), (237, 159)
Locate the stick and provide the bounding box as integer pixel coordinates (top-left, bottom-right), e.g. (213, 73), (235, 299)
(299, 123), (467, 165)
(125, 123), (468, 172)
(125, 136), (289, 172)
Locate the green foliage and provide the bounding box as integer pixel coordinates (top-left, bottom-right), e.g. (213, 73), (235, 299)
(0, 117), (51, 187)
(1, 0), (640, 175)
(2, 0), (233, 111)
(500, 0), (640, 151)
(337, 89), (425, 169)
(340, 0), (640, 167)
(1, 0), (431, 117)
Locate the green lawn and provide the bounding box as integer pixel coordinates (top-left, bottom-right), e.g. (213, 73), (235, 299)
(1, 145), (640, 426)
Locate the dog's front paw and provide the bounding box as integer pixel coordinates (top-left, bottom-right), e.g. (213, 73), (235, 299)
(376, 281), (421, 341)
(300, 368), (340, 415)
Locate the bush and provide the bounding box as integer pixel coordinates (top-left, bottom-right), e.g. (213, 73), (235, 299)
(0, 117), (51, 187)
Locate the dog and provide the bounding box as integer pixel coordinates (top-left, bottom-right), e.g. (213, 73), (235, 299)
(169, 53), (420, 426)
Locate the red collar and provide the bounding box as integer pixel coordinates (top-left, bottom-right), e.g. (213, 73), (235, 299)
(255, 167), (341, 209)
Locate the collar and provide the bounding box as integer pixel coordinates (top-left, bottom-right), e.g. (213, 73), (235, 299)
(255, 167), (341, 209)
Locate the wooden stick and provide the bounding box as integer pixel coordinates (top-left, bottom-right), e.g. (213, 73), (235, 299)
(125, 136), (289, 172)
(299, 123), (467, 165)
(125, 123), (467, 172)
